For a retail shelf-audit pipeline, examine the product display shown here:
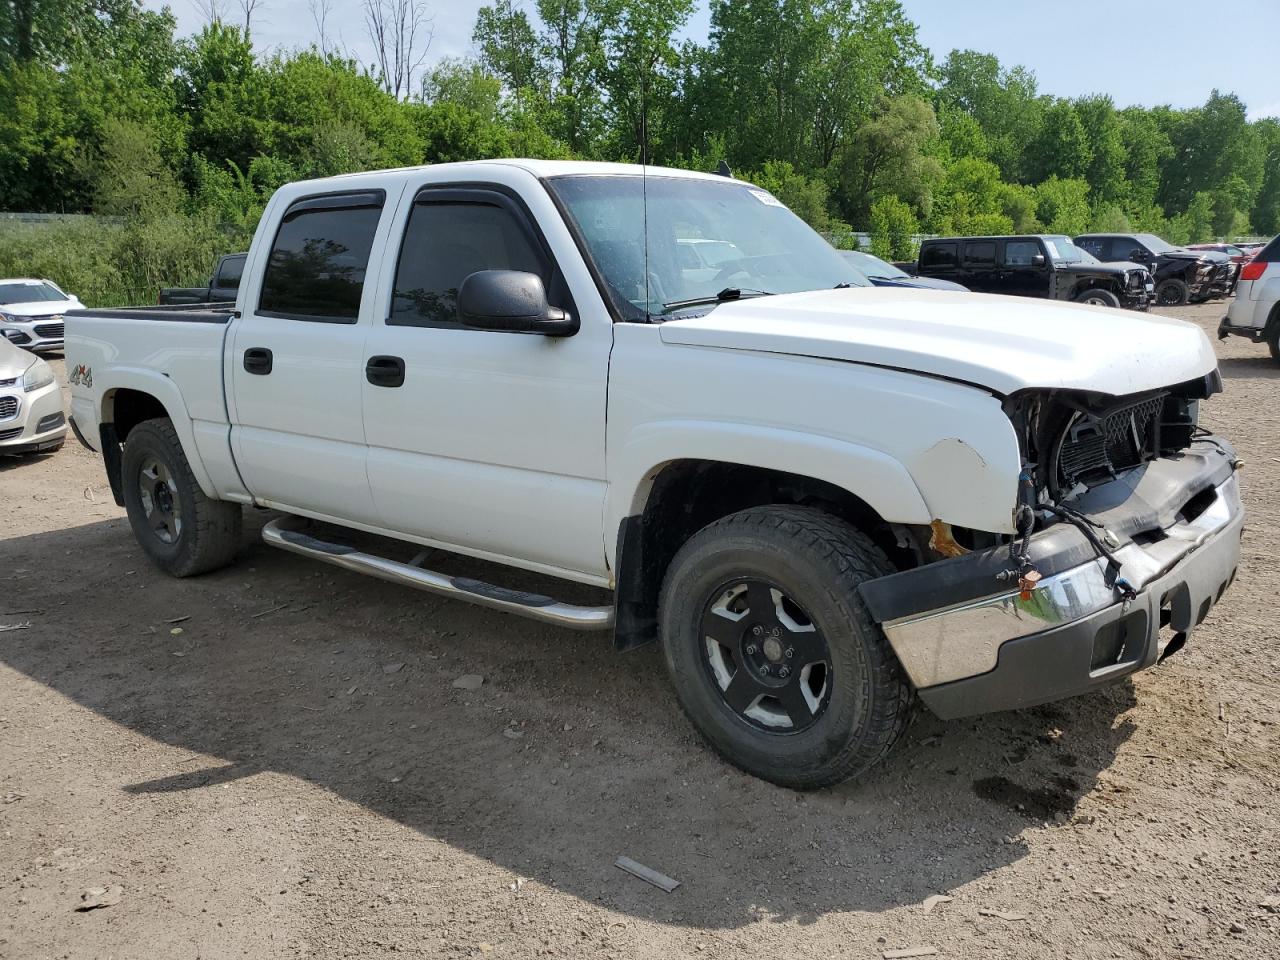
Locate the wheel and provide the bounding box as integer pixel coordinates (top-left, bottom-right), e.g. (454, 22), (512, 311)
(659, 505), (913, 789)
(1155, 279), (1189, 306)
(121, 417), (242, 577)
(1268, 323), (1280, 365)
(1074, 288), (1121, 308)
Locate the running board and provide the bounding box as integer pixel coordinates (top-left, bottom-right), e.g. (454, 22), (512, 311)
(261, 516), (614, 631)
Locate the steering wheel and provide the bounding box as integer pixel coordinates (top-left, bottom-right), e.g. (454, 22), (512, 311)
(713, 265), (754, 287)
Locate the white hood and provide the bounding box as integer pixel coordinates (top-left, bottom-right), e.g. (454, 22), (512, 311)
(0, 338), (38, 379)
(0, 297), (78, 318)
(658, 287), (1217, 396)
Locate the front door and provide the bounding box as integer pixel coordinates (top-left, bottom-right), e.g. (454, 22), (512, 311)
(360, 175), (612, 582)
(229, 189), (395, 524)
(1001, 238), (1051, 298)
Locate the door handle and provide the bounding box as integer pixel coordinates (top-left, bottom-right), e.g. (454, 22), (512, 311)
(243, 347), (273, 375)
(365, 355), (405, 388)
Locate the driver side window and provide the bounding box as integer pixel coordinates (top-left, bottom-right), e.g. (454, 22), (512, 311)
(390, 199), (548, 329)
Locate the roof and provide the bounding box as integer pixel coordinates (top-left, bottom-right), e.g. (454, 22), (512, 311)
(282, 159), (749, 193)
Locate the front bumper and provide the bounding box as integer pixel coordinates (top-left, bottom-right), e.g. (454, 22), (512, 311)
(860, 443), (1243, 719)
(1, 318), (65, 353)
(0, 381), (67, 454)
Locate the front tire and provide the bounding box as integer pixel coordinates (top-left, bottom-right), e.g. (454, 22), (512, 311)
(659, 506), (913, 789)
(121, 417), (242, 577)
(1074, 288), (1121, 308)
(1155, 278), (1189, 306)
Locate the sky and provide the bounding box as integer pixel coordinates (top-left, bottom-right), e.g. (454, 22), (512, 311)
(144, 0), (1280, 121)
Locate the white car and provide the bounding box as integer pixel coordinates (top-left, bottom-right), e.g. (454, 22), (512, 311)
(0, 336), (66, 456)
(0, 278), (81, 353)
(1218, 236), (1279, 362)
(66, 160), (1243, 788)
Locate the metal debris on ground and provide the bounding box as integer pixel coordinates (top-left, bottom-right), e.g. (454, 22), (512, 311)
(615, 856), (680, 893)
(452, 674), (484, 690)
(165, 615), (191, 624)
(76, 885), (124, 911)
(922, 894), (953, 914)
(978, 908), (1027, 921)
(0, 622), (32, 633)
(883, 948), (938, 959)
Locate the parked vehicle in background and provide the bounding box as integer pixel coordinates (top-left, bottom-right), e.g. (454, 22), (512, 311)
(840, 250), (968, 291)
(158, 253), (247, 305)
(1218, 234), (1280, 363)
(1186, 242), (1254, 268)
(0, 279), (80, 353)
(1075, 233), (1235, 306)
(915, 235), (1152, 309)
(0, 336), (65, 456)
(66, 160), (1242, 789)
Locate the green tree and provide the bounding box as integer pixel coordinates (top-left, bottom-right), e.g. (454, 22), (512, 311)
(1026, 101), (1092, 183)
(831, 94), (941, 226)
(868, 194), (918, 260)
(1034, 176), (1090, 235)
(936, 48), (1041, 182)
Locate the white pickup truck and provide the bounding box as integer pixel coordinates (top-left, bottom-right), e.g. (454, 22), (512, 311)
(67, 160), (1244, 788)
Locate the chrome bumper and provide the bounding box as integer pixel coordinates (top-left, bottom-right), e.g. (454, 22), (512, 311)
(859, 444), (1243, 717)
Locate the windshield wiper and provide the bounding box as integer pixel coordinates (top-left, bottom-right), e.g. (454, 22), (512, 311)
(662, 287), (773, 312)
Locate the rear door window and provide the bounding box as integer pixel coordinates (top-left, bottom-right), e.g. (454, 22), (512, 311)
(258, 191), (385, 323)
(962, 241), (996, 267)
(921, 242), (958, 270)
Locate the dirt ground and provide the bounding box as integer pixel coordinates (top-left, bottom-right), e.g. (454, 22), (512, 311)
(1, 300), (1277, 960)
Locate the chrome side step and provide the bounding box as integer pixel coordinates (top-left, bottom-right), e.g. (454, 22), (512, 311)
(261, 516), (614, 631)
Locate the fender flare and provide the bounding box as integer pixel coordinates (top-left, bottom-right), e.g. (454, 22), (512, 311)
(100, 367), (218, 499)
(605, 420), (933, 563)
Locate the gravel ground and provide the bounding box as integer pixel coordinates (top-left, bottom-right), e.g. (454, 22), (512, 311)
(1, 300), (1277, 960)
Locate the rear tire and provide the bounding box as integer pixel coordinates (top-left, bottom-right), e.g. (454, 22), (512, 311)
(1268, 322), (1280, 365)
(1155, 278), (1189, 306)
(659, 505), (913, 790)
(1074, 288), (1121, 308)
(121, 417), (242, 577)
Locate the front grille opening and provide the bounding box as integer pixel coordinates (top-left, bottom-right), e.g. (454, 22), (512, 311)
(1179, 486), (1217, 524)
(1090, 611), (1147, 672)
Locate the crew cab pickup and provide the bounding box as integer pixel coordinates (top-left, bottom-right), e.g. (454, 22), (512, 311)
(66, 160), (1243, 789)
(916, 235), (1153, 309)
(157, 252), (247, 305)
(1075, 233), (1235, 306)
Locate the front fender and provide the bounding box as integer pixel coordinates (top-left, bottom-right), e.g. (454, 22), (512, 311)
(605, 420), (934, 562)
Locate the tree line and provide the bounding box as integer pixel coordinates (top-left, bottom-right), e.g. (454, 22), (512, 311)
(1, 0), (1277, 296)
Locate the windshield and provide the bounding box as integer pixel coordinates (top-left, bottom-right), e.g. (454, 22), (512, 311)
(1136, 233), (1176, 254)
(841, 250), (907, 279)
(1042, 237), (1098, 264)
(548, 174), (871, 319)
(0, 281), (66, 305)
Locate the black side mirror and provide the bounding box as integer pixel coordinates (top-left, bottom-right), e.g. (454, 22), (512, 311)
(457, 270), (578, 337)
(1032, 254), (1046, 266)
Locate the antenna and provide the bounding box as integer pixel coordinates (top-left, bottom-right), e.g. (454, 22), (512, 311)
(640, 70), (651, 321)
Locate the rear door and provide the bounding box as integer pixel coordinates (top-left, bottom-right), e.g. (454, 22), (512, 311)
(359, 170), (612, 581)
(959, 239), (999, 293)
(919, 242), (963, 286)
(229, 188), (399, 524)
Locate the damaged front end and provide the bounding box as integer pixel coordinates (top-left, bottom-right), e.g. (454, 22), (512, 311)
(860, 371), (1244, 720)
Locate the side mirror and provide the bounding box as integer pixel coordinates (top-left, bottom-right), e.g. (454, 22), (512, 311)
(457, 270), (578, 337)
(1032, 254), (1046, 266)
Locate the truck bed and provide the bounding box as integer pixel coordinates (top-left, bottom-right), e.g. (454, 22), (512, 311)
(67, 304), (234, 324)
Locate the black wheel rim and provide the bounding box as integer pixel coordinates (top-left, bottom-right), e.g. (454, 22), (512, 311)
(1157, 285), (1180, 305)
(138, 456), (182, 544)
(698, 578), (831, 733)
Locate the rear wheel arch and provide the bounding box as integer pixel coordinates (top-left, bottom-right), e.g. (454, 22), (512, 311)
(612, 460), (910, 652)
(99, 387), (217, 503)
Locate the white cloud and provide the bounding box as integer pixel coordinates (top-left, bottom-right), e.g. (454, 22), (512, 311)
(1248, 100), (1280, 122)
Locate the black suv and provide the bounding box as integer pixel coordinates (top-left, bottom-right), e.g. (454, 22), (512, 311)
(1074, 233), (1235, 307)
(915, 235), (1153, 310)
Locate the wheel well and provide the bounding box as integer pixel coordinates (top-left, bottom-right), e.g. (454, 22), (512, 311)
(612, 460), (908, 651)
(105, 388), (168, 440)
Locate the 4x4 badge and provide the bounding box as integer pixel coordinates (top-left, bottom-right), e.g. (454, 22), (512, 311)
(69, 363), (92, 387)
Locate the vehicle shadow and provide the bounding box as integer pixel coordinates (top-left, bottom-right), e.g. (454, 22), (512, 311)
(0, 512), (1138, 929)
(1218, 355), (1279, 380)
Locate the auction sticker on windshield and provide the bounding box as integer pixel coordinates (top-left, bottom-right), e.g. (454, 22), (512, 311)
(749, 190), (785, 207)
